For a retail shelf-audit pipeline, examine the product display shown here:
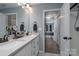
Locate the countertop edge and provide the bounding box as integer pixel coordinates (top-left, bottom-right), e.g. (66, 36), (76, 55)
(9, 33), (39, 56)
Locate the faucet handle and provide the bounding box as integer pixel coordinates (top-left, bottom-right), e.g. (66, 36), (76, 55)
(0, 38), (2, 43)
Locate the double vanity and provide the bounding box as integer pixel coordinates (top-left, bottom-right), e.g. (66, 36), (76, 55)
(0, 33), (39, 56)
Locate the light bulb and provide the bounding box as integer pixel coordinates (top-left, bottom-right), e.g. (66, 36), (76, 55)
(59, 15), (63, 18)
(58, 15), (63, 19)
(26, 4), (30, 8)
(22, 6), (25, 8)
(29, 7), (32, 13)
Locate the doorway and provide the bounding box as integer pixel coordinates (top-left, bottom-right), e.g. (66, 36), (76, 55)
(44, 9), (60, 54)
(42, 4), (70, 56)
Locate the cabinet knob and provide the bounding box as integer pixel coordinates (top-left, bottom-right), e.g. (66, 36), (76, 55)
(63, 37), (68, 40)
(68, 37), (72, 40)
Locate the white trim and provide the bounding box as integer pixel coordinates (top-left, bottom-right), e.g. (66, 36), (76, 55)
(43, 8), (61, 12)
(5, 13), (17, 15)
(43, 8), (61, 53)
(5, 13), (18, 26)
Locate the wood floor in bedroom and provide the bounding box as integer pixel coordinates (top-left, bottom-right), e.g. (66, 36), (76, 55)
(45, 38), (60, 54)
(38, 52), (60, 56)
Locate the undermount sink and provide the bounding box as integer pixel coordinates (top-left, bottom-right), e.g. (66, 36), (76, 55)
(13, 35), (24, 39)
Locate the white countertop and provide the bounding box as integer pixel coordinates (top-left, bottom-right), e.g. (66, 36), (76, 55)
(0, 33), (39, 56)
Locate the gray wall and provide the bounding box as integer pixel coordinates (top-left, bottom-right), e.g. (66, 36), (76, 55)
(0, 7), (29, 32)
(70, 11), (79, 56)
(29, 3), (62, 51)
(0, 13), (7, 37)
(0, 3), (62, 51)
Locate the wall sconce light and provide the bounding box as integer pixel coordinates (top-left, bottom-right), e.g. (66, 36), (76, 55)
(26, 4), (30, 8)
(59, 15), (63, 19)
(57, 14), (63, 19)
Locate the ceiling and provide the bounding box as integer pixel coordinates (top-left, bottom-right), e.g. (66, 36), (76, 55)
(0, 3), (19, 9)
(0, 3), (41, 9)
(0, 3), (63, 10)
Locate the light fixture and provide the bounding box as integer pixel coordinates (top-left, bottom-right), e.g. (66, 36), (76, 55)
(29, 7), (32, 13)
(58, 15), (63, 19)
(46, 15), (54, 19)
(26, 4), (30, 8)
(18, 3), (32, 14)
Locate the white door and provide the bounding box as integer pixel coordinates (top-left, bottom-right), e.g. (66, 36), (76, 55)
(60, 3), (70, 56)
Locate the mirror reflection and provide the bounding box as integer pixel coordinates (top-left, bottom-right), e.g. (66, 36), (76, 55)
(0, 3), (33, 41)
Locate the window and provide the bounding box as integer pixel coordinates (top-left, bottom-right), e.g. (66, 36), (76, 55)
(7, 14), (16, 26)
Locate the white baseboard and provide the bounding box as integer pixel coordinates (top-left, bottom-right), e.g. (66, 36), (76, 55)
(39, 50), (44, 54)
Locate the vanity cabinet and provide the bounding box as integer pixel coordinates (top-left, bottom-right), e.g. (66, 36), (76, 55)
(25, 43), (32, 56)
(35, 36), (39, 55)
(31, 35), (39, 56)
(31, 39), (36, 56)
(14, 34), (39, 56)
(14, 46), (26, 56)
(13, 43), (32, 56)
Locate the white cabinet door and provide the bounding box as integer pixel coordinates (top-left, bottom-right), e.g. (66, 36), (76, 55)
(31, 39), (36, 56)
(14, 47), (26, 56)
(31, 35), (39, 56)
(35, 36), (39, 55)
(34, 38), (37, 55)
(14, 43), (32, 56)
(25, 43), (32, 56)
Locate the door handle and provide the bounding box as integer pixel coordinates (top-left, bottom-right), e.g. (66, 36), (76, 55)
(68, 37), (72, 40)
(63, 37), (68, 40)
(63, 37), (72, 40)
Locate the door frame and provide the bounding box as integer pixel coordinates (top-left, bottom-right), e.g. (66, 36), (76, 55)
(59, 3), (70, 56)
(43, 8), (61, 53)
